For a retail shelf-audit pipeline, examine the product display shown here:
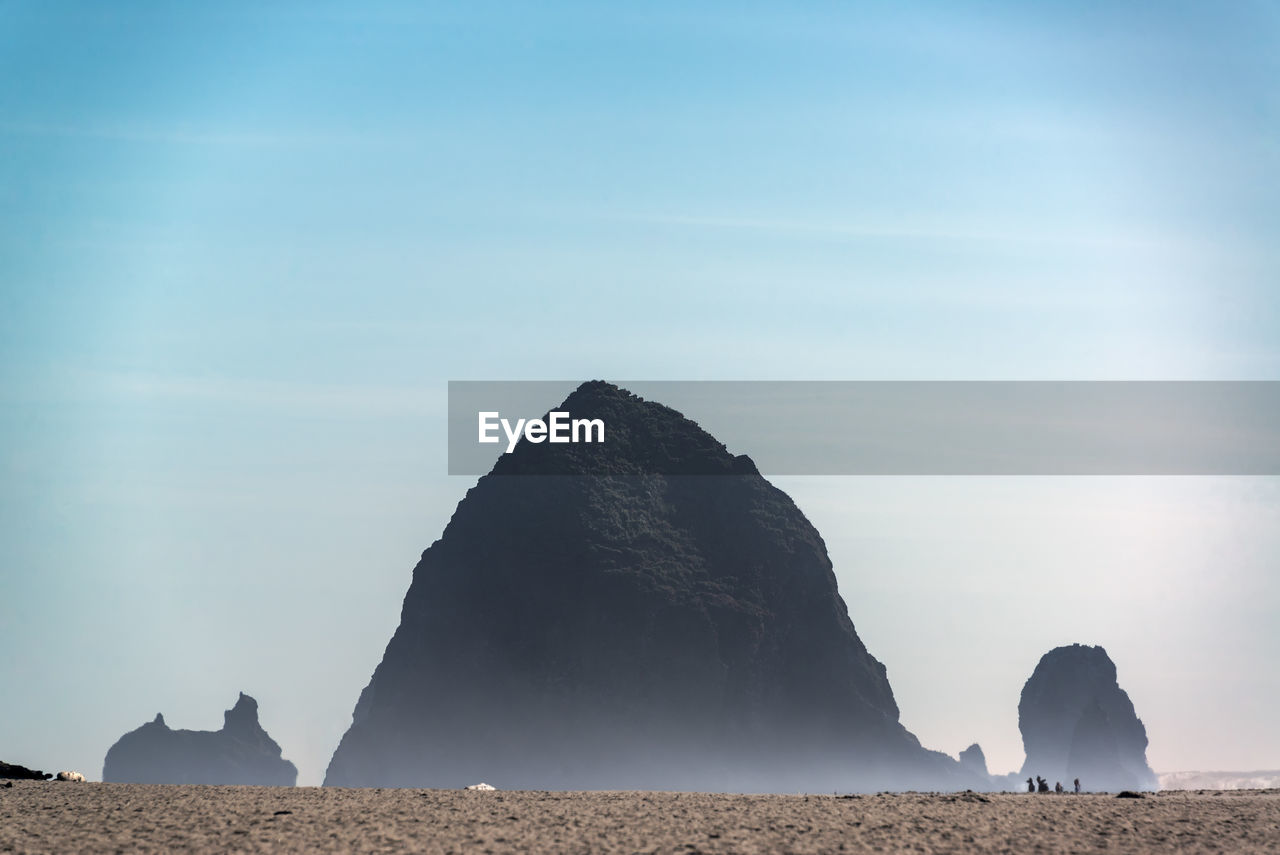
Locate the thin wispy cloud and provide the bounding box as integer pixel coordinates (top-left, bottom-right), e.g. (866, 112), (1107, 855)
(0, 120), (394, 149)
(93, 370), (443, 417)
(607, 210), (1196, 254)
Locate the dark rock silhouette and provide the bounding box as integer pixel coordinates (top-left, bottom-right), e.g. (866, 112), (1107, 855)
(0, 761), (52, 780)
(1017, 644), (1156, 791)
(326, 381), (982, 791)
(103, 693), (297, 785)
(958, 743), (988, 778)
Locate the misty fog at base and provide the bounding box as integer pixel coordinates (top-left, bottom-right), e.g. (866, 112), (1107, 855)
(324, 478), (1272, 791)
(301, 475), (1280, 787)
(789, 476), (1280, 782)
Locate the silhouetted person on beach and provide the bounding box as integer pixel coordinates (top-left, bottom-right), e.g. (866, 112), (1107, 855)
(1055, 781), (1063, 794)
(1026, 777), (1034, 793)
(1037, 776), (1049, 793)
(1074, 778), (1081, 794)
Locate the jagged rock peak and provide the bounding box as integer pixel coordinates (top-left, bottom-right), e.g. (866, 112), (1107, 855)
(103, 693), (296, 786)
(1018, 644), (1156, 791)
(224, 692), (259, 731)
(324, 382), (976, 792)
(490, 380), (758, 477)
(959, 744), (989, 777)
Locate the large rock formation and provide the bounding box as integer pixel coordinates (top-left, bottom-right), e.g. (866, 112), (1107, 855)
(326, 381), (983, 792)
(103, 693), (296, 786)
(1017, 645), (1156, 791)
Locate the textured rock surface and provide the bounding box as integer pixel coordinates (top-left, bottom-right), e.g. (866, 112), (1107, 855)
(327, 381), (980, 791)
(1018, 645), (1156, 791)
(103, 693), (297, 786)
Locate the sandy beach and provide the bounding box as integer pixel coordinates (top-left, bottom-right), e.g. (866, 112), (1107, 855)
(3, 782), (1278, 854)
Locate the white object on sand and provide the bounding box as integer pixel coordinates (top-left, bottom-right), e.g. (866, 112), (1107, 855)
(55, 771), (85, 782)
(465, 783), (496, 791)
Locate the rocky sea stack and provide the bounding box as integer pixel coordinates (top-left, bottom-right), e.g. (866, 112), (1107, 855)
(103, 693), (297, 786)
(0, 761), (52, 781)
(326, 381), (983, 791)
(1018, 644), (1156, 791)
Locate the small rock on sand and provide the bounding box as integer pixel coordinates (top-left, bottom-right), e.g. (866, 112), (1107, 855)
(465, 783), (497, 791)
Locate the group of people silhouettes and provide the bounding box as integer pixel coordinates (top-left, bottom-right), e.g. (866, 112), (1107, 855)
(1027, 776), (1081, 794)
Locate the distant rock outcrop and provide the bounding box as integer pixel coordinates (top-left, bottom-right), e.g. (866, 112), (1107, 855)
(958, 744), (989, 778)
(1018, 645), (1156, 791)
(0, 761), (51, 780)
(103, 693), (297, 786)
(326, 381), (985, 792)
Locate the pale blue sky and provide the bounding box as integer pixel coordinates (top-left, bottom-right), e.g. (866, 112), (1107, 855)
(2, 1), (1277, 785)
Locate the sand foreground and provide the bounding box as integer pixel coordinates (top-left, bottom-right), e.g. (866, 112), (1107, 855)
(3, 782), (1278, 853)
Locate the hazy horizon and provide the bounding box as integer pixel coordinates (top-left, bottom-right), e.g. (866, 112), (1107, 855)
(3, 2), (1278, 787)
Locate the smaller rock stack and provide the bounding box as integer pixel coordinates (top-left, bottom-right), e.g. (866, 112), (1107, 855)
(1017, 645), (1157, 791)
(103, 692), (297, 786)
